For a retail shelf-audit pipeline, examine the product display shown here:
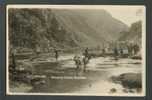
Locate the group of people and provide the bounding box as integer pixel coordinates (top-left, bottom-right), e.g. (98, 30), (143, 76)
(51, 48), (91, 72)
(73, 48), (91, 72)
(102, 43), (140, 58)
(9, 46), (93, 76)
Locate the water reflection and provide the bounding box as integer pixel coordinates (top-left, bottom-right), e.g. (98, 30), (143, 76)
(28, 55), (142, 94)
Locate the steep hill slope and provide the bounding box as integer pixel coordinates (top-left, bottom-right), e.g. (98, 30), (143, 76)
(52, 9), (128, 41)
(118, 21), (142, 45)
(8, 8), (128, 51)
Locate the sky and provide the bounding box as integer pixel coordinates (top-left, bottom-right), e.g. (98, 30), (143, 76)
(7, 5), (145, 27)
(100, 6), (145, 27)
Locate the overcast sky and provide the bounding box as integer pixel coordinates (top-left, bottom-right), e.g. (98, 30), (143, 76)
(7, 5), (145, 27)
(100, 6), (145, 27)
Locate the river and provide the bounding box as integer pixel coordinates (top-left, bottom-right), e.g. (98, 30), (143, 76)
(17, 54), (141, 96)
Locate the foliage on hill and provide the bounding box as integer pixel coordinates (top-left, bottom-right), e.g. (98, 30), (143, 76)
(8, 8), (129, 52)
(118, 21), (142, 45)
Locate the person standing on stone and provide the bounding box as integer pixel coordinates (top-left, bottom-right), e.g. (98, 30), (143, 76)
(84, 47), (89, 58)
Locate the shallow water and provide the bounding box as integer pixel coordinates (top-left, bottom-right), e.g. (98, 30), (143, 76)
(19, 55), (142, 95)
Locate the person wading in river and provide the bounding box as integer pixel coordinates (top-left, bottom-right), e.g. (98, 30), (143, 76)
(73, 55), (82, 75)
(84, 47), (89, 58)
(82, 47), (91, 72)
(82, 56), (90, 72)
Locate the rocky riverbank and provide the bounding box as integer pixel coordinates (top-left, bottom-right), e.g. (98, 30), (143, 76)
(110, 72), (142, 93)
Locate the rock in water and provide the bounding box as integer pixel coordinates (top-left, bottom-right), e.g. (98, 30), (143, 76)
(118, 73), (142, 89)
(110, 72), (142, 90)
(110, 88), (117, 93)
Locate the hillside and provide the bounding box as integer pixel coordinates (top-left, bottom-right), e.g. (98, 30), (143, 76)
(9, 9), (77, 51)
(52, 9), (128, 41)
(8, 8), (128, 51)
(118, 21), (142, 46)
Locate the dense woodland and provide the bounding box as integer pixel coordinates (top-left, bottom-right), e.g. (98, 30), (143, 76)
(9, 9), (78, 52)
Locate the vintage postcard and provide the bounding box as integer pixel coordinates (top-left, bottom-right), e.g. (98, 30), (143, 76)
(6, 5), (146, 96)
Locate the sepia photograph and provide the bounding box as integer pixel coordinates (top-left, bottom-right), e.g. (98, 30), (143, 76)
(6, 5), (146, 96)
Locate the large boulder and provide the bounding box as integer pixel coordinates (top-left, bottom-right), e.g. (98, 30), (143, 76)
(111, 73), (142, 89)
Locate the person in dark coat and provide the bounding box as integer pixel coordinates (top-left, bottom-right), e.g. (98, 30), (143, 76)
(114, 47), (118, 60)
(84, 47), (89, 58)
(54, 49), (59, 61)
(82, 56), (90, 72)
